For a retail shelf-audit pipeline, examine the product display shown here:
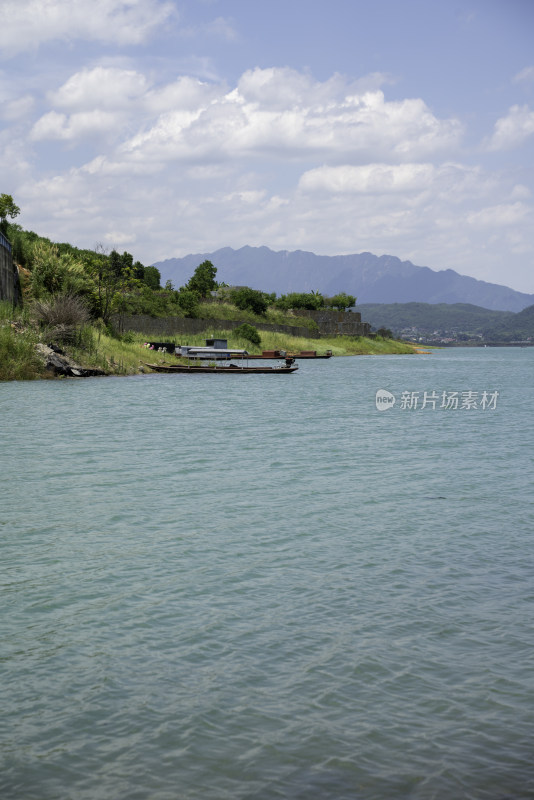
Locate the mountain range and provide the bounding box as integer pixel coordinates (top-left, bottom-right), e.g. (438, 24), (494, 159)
(154, 246), (534, 313)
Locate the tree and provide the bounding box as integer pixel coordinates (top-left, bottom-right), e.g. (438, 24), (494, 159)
(89, 249), (140, 323)
(176, 289), (200, 317)
(133, 261), (145, 281)
(275, 292), (325, 311)
(231, 287), (268, 315)
(324, 292), (356, 310)
(143, 266), (161, 290)
(186, 260), (217, 298)
(0, 194), (21, 235)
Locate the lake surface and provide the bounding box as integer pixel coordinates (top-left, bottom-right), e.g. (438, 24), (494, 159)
(1, 348), (533, 799)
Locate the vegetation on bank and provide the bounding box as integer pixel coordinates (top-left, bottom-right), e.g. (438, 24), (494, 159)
(1, 300), (415, 381)
(0, 196), (415, 380)
(4, 213), (349, 327)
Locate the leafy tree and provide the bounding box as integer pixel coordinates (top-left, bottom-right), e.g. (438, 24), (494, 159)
(231, 287), (268, 315)
(132, 261), (145, 281)
(186, 260), (217, 298)
(324, 292), (356, 310)
(233, 323), (261, 345)
(0, 194), (20, 235)
(275, 291), (325, 311)
(88, 249), (140, 323)
(143, 266), (161, 290)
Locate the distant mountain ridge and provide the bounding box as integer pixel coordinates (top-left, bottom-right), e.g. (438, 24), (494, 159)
(154, 246), (534, 313)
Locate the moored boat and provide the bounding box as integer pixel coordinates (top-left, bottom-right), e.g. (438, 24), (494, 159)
(232, 349), (332, 360)
(142, 361), (298, 374)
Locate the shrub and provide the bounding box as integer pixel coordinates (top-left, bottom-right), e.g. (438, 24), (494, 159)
(29, 240), (90, 299)
(233, 323), (261, 345)
(31, 294), (90, 343)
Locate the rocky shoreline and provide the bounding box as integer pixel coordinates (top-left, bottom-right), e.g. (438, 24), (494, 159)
(36, 343), (107, 378)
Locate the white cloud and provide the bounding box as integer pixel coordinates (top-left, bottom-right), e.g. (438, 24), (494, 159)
(9, 64), (534, 293)
(50, 67), (149, 111)
(513, 66), (534, 84)
(485, 105), (534, 151)
(24, 65), (463, 163)
(117, 67), (462, 164)
(179, 15), (237, 41)
(31, 109), (122, 141)
(0, 131), (33, 184)
(299, 163), (436, 194)
(29, 67), (223, 144)
(2, 94), (35, 121)
(510, 184), (531, 200)
(466, 202), (532, 229)
(204, 16), (238, 41)
(0, 0), (175, 57)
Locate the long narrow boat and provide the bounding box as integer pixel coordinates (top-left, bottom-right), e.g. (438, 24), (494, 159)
(231, 350), (332, 360)
(142, 362), (298, 374)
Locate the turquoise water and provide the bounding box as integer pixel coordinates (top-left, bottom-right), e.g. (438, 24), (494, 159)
(1, 348), (533, 799)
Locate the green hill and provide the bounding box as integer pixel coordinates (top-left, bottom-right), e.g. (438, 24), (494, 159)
(358, 302), (534, 342)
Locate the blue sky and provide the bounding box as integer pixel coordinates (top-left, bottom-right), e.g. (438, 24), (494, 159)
(1, 0), (534, 292)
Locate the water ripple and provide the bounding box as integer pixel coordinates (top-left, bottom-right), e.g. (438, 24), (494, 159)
(1, 350), (533, 799)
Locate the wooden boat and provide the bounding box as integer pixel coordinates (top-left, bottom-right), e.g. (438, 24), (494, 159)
(232, 349), (332, 360)
(289, 350), (332, 359)
(142, 362), (298, 374)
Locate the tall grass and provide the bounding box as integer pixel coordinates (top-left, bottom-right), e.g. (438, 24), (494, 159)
(0, 302), (47, 381)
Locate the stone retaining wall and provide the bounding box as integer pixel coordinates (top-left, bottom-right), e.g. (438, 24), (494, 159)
(0, 233), (22, 305)
(113, 314), (320, 340)
(292, 308), (371, 336)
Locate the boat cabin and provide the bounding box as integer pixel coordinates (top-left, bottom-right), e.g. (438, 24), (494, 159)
(177, 345), (249, 360)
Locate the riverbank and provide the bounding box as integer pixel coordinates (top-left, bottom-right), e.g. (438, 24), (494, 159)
(0, 308), (419, 381)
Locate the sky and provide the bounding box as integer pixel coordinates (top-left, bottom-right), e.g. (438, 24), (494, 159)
(1, 0), (534, 293)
